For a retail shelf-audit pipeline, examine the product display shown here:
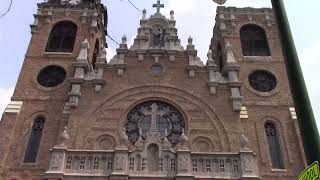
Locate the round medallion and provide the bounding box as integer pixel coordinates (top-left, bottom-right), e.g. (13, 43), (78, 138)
(249, 70), (277, 92)
(37, 65), (66, 88)
(126, 101), (185, 145)
(151, 64), (163, 76)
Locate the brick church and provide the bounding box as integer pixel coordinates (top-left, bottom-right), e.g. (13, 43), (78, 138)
(0, 0), (307, 179)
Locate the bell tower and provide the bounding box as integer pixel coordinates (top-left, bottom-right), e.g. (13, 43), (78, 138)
(0, 0), (107, 179)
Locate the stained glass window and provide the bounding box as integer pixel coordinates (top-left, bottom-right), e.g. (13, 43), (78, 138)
(126, 101), (185, 145)
(45, 21), (77, 52)
(240, 24), (270, 56)
(249, 70), (277, 92)
(37, 65), (66, 88)
(24, 116), (46, 163)
(265, 122), (284, 169)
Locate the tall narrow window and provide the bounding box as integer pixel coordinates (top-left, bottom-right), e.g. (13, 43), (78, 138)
(265, 122), (284, 169)
(92, 40), (99, 69)
(240, 24), (270, 56)
(45, 21), (77, 52)
(24, 116), (46, 163)
(216, 43), (223, 73)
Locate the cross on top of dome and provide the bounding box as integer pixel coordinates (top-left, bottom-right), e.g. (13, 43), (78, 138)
(152, 0), (164, 14)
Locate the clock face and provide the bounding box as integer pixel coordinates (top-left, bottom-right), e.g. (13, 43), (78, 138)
(37, 65), (66, 88)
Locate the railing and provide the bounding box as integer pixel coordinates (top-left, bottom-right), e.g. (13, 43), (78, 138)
(190, 153), (241, 179)
(45, 147), (259, 179)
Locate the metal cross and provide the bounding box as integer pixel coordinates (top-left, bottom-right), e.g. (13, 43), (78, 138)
(143, 103), (165, 130)
(152, 0), (164, 14)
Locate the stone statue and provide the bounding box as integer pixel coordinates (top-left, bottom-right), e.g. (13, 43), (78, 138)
(152, 28), (165, 48)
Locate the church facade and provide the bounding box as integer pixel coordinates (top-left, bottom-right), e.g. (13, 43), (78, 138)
(0, 0), (307, 180)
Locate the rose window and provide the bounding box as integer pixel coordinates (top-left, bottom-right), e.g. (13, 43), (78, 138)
(249, 70), (277, 92)
(126, 101), (185, 145)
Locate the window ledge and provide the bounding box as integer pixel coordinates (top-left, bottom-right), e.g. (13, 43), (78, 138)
(271, 168), (287, 172)
(44, 52), (73, 57)
(244, 56), (272, 61)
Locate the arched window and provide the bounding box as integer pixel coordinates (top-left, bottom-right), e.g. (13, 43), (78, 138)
(45, 21), (77, 52)
(24, 116), (46, 163)
(264, 122), (284, 169)
(92, 40), (100, 69)
(216, 43), (223, 73)
(240, 24), (270, 56)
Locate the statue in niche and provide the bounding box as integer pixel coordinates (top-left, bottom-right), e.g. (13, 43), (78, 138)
(151, 28), (165, 48)
(147, 144), (159, 171)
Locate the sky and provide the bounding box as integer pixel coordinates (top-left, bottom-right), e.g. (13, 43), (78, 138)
(0, 0), (319, 132)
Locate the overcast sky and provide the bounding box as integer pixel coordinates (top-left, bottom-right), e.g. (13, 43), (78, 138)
(0, 0), (319, 132)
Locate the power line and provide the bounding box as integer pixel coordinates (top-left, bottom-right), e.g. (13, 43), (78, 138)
(107, 34), (119, 45)
(0, 0), (13, 19)
(127, 0), (141, 12)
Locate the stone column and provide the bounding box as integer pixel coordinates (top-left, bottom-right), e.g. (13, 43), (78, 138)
(239, 150), (259, 179)
(176, 129), (195, 180)
(206, 50), (219, 94)
(69, 39), (90, 107)
(176, 149), (194, 180)
(224, 41), (243, 111)
(115, 35), (128, 76)
(186, 36), (198, 78)
(44, 127), (69, 180)
(93, 48), (106, 92)
(111, 129), (129, 180)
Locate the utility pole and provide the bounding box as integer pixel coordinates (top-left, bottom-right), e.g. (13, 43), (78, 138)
(271, 0), (320, 164)
(212, 0), (320, 164)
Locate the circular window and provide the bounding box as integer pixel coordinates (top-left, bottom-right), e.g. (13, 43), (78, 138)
(151, 64), (163, 76)
(249, 70), (277, 92)
(126, 101), (185, 146)
(37, 65), (66, 87)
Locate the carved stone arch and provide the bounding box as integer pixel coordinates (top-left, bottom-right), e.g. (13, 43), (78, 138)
(94, 134), (116, 150)
(255, 116), (290, 167)
(72, 86), (231, 151)
(191, 136), (214, 152)
(236, 22), (269, 36)
(147, 15), (169, 28)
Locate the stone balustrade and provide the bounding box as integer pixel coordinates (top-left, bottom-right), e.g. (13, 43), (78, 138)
(44, 147), (259, 179)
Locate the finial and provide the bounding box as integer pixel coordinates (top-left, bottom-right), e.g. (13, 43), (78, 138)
(188, 36), (193, 46)
(240, 134), (249, 150)
(142, 9), (147, 20)
(162, 129), (172, 149)
(119, 128), (129, 146)
(179, 129), (189, 148)
(225, 41), (232, 50)
(207, 49), (213, 61)
(170, 10), (174, 20)
(164, 129), (169, 137)
(225, 41), (236, 64)
(81, 38), (90, 49)
(121, 35), (127, 44)
(57, 126), (69, 147)
(100, 48), (106, 58)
